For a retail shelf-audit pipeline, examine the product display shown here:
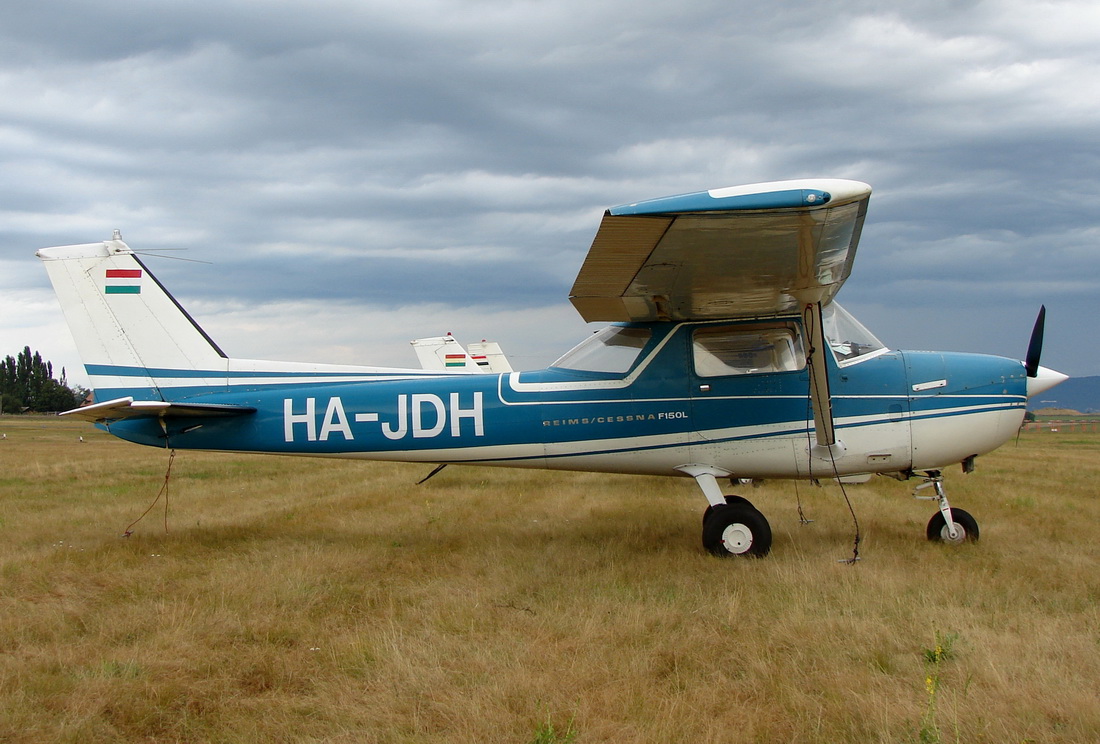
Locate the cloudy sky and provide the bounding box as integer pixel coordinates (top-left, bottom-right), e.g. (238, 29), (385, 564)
(3, 0), (1098, 387)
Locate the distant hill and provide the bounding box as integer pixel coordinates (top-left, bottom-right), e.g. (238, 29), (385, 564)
(1028, 375), (1100, 413)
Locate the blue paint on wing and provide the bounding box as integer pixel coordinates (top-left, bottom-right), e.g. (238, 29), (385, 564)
(609, 188), (831, 215)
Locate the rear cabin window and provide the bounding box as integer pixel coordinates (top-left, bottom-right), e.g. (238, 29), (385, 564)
(692, 324), (805, 377)
(551, 326), (652, 374)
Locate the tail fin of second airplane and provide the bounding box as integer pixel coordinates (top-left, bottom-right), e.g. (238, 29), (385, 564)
(410, 336), (514, 373)
(37, 234), (229, 400)
(411, 335), (479, 372)
(467, 341), (513, 373)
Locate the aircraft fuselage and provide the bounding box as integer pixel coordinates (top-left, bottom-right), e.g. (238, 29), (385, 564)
(102, 318), (1029, 481)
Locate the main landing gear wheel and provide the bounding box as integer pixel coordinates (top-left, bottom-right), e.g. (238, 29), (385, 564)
(926, 508), (979, 544)
(702, 502), (772, 557)
(702, 494), (752, 525)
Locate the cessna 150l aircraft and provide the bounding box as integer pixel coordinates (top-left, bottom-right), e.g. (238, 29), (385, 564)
(38, 178), (1067, 557)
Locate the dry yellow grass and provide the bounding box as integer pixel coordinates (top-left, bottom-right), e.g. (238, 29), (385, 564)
(1, 415), (1099, 742)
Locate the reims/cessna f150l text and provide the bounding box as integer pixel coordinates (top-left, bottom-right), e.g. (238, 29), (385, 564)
(38, 179), (1066, 557)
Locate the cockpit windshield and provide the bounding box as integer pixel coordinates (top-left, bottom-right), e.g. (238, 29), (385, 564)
(551, 325), (652, 374)
(823, 303), (886, 364)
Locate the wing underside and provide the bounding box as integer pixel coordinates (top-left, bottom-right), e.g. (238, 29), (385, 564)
(569, 179), (872, 322)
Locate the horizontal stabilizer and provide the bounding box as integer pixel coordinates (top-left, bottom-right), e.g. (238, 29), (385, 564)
(60, 397), (257, 423)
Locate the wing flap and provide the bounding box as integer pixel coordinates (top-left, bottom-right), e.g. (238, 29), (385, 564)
(60, 397), (256, 423)
(569, 179), (871, 322)
(568, 215), (673, 301)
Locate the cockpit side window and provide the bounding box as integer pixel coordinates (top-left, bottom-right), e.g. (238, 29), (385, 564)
(692, 323), (805, 377)
(551, 326), (653, 374)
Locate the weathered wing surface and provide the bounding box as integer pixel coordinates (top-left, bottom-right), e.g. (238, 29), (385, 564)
(569, 179), (872, 322)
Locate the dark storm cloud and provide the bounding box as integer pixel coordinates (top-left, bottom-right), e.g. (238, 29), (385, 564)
(3, 0), (1100, 379)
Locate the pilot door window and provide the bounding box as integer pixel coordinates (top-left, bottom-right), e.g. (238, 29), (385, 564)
(692, 324), (806, 377)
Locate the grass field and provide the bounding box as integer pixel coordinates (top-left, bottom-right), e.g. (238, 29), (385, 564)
(1, 415), (1098, 742)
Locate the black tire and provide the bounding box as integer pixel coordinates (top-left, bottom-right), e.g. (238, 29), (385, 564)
(702, 495), (753, 525)
(926, 508), (979, 544)
(702, 503), (772, 557)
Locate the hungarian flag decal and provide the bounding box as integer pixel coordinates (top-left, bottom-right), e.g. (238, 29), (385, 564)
(105, 268), (142, 294)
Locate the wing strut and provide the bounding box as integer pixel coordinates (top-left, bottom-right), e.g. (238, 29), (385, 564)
(800, 299), (845, 458)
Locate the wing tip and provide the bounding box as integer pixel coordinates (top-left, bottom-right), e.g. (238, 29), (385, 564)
(610, 178), (871, 217)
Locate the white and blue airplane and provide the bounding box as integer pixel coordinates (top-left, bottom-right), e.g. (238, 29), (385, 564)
(37, 179), (1067, 557)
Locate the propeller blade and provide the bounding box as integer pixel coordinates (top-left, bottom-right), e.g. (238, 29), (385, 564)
(1025, 305), (1046, 378)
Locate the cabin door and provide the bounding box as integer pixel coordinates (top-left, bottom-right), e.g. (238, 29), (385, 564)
(688, 321), (809, 443)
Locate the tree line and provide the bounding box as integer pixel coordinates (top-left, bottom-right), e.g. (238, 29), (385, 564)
(0, 347), (87, 413)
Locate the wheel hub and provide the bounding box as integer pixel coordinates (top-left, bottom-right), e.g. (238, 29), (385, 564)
(939, 523), (967, 544)
(720, 523), (753, 554)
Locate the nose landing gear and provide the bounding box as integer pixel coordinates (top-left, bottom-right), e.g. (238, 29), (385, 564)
(915, 470), (979, 544)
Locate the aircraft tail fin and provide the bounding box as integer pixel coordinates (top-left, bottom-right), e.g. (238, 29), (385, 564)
(411, 335), (481, 372)
(411, 335), (514, 374)
(37, 233), (229, 400)
(467, 341), (513, 373)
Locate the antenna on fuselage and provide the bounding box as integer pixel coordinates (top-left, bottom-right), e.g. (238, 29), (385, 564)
(417, 463), (448, 485)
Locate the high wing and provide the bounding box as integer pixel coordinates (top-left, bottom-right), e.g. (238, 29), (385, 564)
(61, 397), (257, 423)
(569, 179), (872, 322)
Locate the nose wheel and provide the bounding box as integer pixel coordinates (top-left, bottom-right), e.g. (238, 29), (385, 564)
(916, 471), (979, 544)
(927, 507), (979, 544)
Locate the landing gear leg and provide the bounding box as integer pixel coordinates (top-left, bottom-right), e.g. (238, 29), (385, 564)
(915, 470), (979, 544)
(677, 464), (773, 558)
